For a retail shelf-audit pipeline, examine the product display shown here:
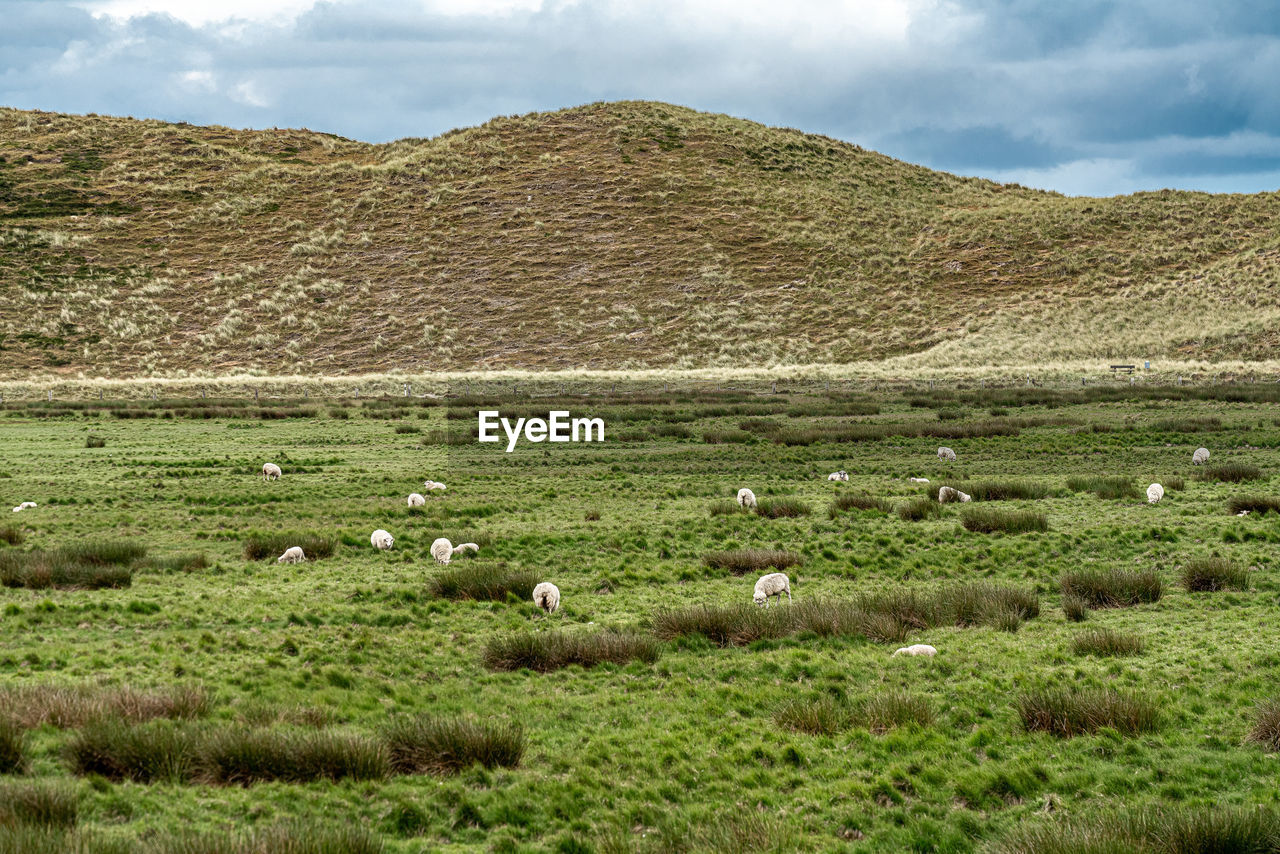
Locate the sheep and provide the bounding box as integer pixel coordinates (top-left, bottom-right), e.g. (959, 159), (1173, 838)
(370, 529), (394, 550)
(407, 493), (426, 507)
(892, 644), (937, 657)
(430, 537), (480, 564)
(827, 471), (849, 482)
(277, 546), (305, 564)
(11, 501), (36, 512)
(423, 480), (447, 491)
(262, 463), (282, 482)
(938, 486), (971, 504)
(937, 447), (957, 462)
(753, 572), (792, 607)
(532, 581), (560, 614)
(736, 488), (757, 509)
(1193, 447), (1210, 465)
(908, 477), (930, 483)
(1147, 483), (1164, 504)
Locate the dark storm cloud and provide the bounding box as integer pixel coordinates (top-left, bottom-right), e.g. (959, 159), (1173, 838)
(2, 0), (1278, 195)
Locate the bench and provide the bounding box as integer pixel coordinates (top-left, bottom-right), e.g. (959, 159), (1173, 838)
(1109, 365), (1136, 374)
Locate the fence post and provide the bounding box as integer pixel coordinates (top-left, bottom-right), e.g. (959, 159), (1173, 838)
(772, 381), (777, 394)
(201, 388), (206, 399)
(48, 390), (53, 401)
(255, 389), (259, 401)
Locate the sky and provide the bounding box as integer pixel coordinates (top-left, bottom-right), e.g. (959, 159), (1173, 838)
(3, 0), (1279, 196)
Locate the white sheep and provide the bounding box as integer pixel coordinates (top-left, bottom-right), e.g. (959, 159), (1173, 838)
(827, 471), (849, 482)
(430, 537), (479, 564)
(371, 529), (395, 550)
(407, 493), (426, 507)
(423, 480), (447, 491)
(277, 546), (306, 564)
(753, 572), (792, 607)
(262, 463), (282, 481)
(938, 486), (971, 504)
(736, 488), (757, 509)
(937, 447), (957, 462)
(892, 644), (937, 657)
(908, 477), (930, 483)
(11, 501), (36, 512)
(1193, 448), (1210, 465)
(1147, 483), (1164, 504)
(532, 581), (561, 614)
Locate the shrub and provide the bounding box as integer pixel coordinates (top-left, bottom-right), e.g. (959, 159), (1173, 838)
(0, 719), (27, 775)
(1062, 594), (1090, 622)
(702, 549), (800, 575)
(483, 630), (660, 672)
(199, 729), (388, 784)
(1228, 495), (1280, 516)
(827, 494), (892, 518)
(1072, 628), (1144, 656)
(1061, 568), (1162, 608)
(0, 527), (22, 546)
(1246, 699), (1280, 752)
(897, 497), (942, 522)
(426, 563), (538, 601)
(1181, 557), (1249, 592)
(1066, 476), (1139, 500)
(0, 782), (78, 828)
(960, 507), (1048, 534)
(0, 684), (209, 729)
(1197, 463), (1263, 483)
(65, 720), (199, 782)
(1017, 688), (1161, 736)
(754, 498), (811, 519)
(243, 532), (336, 561)
(383, 715), (523, 774)
(84, 435), (106, 448)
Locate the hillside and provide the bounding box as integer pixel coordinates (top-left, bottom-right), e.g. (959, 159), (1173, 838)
(1, 101), (1278, 379)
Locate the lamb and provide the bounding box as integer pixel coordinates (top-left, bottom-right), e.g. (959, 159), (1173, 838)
(937, 447), (957, 462)
(827, 471), (849, 482)
(423, 480), (447, 491)
(407, 493), (426, 507)
(938, 486), (971, 504)
(1193, 448), (1210, 465)
(736, 488), (757, 509)
(753, 572), (792, 608)
(430, 537), (480, 564)
(277, 546), (306, 564)
(1147, 483), (1164, 504)
(892, 644), (937, 657)
(262, 463), (282, 481)
(532, 581), (561, 614)
(11, 501), (36, 512)
(908, 477), (930, 483)
(370, 529), (394, 550)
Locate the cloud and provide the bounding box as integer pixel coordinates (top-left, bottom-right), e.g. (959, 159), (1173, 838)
(3, 0), (1279, 195)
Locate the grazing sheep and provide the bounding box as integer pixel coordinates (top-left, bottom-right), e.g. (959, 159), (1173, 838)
(908, 477), (930, 483)
(1237, 510), (1251, 517)
(262, 463), (282, 481)
(753, 572), (792, 608)
(371, 529), (395, 550)
(423, 480), (447, 491)
(430, 537), (480, 564)
(407, 493), (426, 507)
(892, 644), (937, 657)
(827, 471), (849, 482)
(938, 486), (971, 504)
(937, 447), (956, 462)
(277, 546), (305, 564)
(11, 501), (36, 512)
(1147, 483), (1164, 504)
(736, 488), (757, 509)
(532, 582), (561, 614)
(1193, 447), (1210, 465)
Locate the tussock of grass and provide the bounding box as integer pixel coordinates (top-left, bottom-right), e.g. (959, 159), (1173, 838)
(199, 729), (389, 784)
(1061, 568), (1162, 608)
(1072, 628), (1144, 656)
(898, 497), (942, 522)
(701, 549), (800, 575)
(708, 500), (746, 517)
(0, 782), (78, 829)
(1017, 687), (1161, 736)
(383, 715), (524, 774)
(1196, 462), (1263, 483)
(1181, 557), (1249, 591)
(960, 507), (1048, 534)
(774, 691), (933, 736)
(0, 719), (27, 775)
(242, 532), (335, 561)
(754, 498), (811, 518)
(0, 526), (22, 546)
(0, 545), (136, 589)
(640, 812), (796, 854)
(393, 423), (420, 434)
(937, 480), (1050, 501)
(65, 720), (199, 782)
(427, 563), (538, 601)
(84, 435), (106, 448)
(1247, 699), (1280, 752)
(483, 630), (661, 672)
(827, 493), (892, 517)
(145, 825), (385, 854)
(1066, 475), (1139, 500)
(991, 807), (1280, 854)
(0, 684), (210, 729)
(1062, 594), (1090, 622)
(1164, 475), (1185, 491)
(1228, 495), (1280, 515)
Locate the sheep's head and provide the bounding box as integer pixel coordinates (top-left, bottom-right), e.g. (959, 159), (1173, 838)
(753, 591), (767, 606)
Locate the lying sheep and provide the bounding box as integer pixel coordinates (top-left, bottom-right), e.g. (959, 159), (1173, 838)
(277, 546), (305, 564)
(532, 581), (561, 614)
(262, 463), (282, 482)
(937, 447), (957, 462)
(753, 572), (792, 608)
(423, 480), (447, 491)
(430, 537), (479, 564)
(827, 471), (849, 482)
(938, 486), (971, 504)
(737, 488), (757, 509)
(908, 477), (930, 483)
(371, 529), (394, 550)
(1193, 447), (1210, 465)
(1147, 483), (1164, 504)
(892, 644), (937, 657)
(407, 493), (426, 507)
(11, 501), (36, 512)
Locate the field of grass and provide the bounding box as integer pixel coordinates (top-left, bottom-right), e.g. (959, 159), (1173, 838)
(0, 385), (1278, 851)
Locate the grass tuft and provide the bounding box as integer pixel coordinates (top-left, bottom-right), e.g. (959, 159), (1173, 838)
(1196, 463), (1263, 483)
(1181, 557), (1249, 591)
(0, 684), (209, 729)
(1067, 475), (1139, 500)
(243, 532), (335, 561)
(483, 630), (660, 672)
(774, 691), (933, 736)
(1072, 627), (1144, 656)
(754, 498), (811, 518)
(702, 549), (800, 575)
(1017, 687), (1161, 737)
(383, 715), (524, 774)
(1228, 495), (1280, 515)
(1246, 699), (1280, 752)
(1062, 594), (1090, 622)
(827, 493), (892, 517)
(0, 527), (22, 546)
(65, 720), (198, 782)
(960, 507), (1048, 534)
(939, 480), (1049, 501)
(427, 563), (538, 601)
(199, 729), (389, 784)
(991, 807), (1280, 854)
(0, 719), (27, 775)
(897, 497), (942, 522)
(0, 782), (78, 829)
(1061, 568), (1162, 608)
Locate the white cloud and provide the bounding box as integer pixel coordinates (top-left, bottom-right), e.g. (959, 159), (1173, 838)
(231, 79), (270, 107)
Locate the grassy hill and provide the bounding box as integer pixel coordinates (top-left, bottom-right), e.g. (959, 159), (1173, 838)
(2, 101), (1278, 379)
